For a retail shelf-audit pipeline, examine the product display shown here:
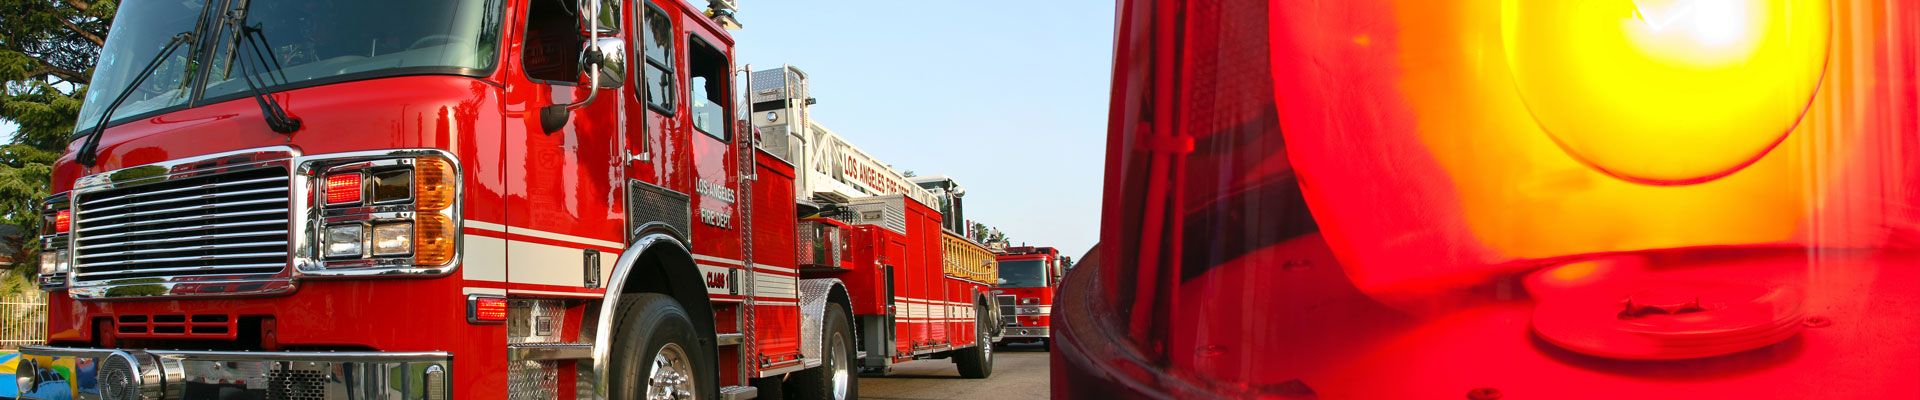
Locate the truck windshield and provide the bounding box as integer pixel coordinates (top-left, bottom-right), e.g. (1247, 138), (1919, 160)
(72, 0), (210, 135)
(74, 0), (501, 134)
(998, 260), (1047, 288)
(201, 0), (500, 100)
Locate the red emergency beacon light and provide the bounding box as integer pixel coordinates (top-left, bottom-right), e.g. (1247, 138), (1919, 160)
(1057, 0), (1919, 398)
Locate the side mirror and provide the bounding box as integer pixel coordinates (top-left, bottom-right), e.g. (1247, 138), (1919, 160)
(541, 0), (625, 133)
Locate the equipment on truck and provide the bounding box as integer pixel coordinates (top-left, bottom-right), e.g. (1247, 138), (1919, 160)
(23, 1), (996, 399)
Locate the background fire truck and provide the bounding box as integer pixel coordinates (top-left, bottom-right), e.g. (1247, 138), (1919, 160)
(18, 0), (999, 399)
(993, 246), (1063, 348)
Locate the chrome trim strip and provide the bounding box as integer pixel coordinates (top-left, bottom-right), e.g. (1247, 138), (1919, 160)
(81, 197), (288, 223)
(76, 229), (289, 251)
(592, 233), (688, 400)
(75, 251), (285, 267)
(509, 343), (594, 361)
(757, 361), (808, 378)
(74, 263), (286, 278)
(75, 240), (288, 259)
(72, 147), (298, 189)
(75, 219), (286, 242)
(74, 208), (288, 233)
(77, 176), (289, 207)
(78, 186), (287, 215)
(295, 148), (464, 278)
(716, 333), (745, 346)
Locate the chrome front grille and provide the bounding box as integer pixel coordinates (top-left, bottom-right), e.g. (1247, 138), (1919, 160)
(72, 166), (293, 284)
(998, 294), (1018, 326)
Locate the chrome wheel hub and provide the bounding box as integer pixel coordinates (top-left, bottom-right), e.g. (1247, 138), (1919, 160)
(647, 343), (697, 400)
(830, 332), (850, 399)
(979, 318), (992, 362)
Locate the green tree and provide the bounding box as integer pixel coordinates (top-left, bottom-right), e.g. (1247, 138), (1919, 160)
(0, 0), (113, 281)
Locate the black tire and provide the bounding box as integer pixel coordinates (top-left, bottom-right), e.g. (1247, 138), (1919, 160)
(788, 303), (858, 400)
(608, 293), (715, 400)
(954, 305), (994, 378)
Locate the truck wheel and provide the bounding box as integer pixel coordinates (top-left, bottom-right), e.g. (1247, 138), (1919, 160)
(788, 303), (858, 400)
(609, 293), (714, 400)
(954, 306), (994, 378)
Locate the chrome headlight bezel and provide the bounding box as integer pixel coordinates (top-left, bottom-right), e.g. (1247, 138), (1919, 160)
(296, 149), (462, 278)
(37, 193), (70, 290)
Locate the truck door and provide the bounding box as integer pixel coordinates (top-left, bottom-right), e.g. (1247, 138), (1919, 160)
(502, 0), (626, 294)
(622, 2), (689, 238)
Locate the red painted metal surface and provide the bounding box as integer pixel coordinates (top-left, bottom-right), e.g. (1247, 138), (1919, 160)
(43, 0), (991, 396)
(1058, 0), (1920, 398)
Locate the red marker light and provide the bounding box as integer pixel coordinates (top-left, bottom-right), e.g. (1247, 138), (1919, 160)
(54, 210), (70, 233)
(473, 296), (508, 323)
(325, 173), (363, 205)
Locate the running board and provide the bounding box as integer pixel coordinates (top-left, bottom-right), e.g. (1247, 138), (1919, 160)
(720, 385), (759, 400)
(507, 343), (593, 361)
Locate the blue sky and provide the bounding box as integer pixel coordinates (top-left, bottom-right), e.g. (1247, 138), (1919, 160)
(733, 2), (1114, 259)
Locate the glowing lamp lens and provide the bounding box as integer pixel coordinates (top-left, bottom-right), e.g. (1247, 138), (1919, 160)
(326, 173), (364, 206)
(371, 222), (413, 256)
(53, 210), (70, 233)
(414, 214), (454, 265)
(473, 296), (508, 322)
(1502, 0), (1830, 183)
(414, 157), (454, 211)
(324, 224), (365, 259)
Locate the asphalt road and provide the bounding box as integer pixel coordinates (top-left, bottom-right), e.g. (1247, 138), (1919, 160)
(857, 343), (1050, 399)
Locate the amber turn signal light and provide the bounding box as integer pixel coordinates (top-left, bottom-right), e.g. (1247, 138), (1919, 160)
(414, 157), (454, 211)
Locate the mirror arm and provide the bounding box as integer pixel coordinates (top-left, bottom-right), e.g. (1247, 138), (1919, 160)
(541, 0), (611, 134)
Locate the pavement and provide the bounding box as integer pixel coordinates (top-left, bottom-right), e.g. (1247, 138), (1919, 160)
(856, 343), (1050, 399)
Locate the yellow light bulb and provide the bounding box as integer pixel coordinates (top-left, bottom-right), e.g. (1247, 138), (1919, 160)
(1502, 0), (1829, 184)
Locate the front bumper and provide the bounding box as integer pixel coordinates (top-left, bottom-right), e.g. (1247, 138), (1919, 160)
(15, 346), (450, 400)
(1001, 326), (1051, 339)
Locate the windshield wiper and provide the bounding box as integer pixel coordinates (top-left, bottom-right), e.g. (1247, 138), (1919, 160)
(221, 9), (300, 134)
(77, 32), (196, 168)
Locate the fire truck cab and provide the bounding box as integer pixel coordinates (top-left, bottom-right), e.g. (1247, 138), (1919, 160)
(994, 246), (1063, 347)
(19, 0), (996, 399)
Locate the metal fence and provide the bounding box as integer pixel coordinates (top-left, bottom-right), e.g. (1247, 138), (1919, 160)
(0, 291), (46, 349)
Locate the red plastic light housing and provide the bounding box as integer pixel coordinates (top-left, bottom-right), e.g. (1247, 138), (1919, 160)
(325, 173), (363, 205)
(472, 296), (508, 323)
(53, 210), (70, 233)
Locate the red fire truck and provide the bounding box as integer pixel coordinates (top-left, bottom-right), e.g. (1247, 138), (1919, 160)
(993, 246), (1062, 348)
(17, 1), (997, 399)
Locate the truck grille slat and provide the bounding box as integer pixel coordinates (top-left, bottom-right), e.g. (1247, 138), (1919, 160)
(75, 208), (288, 233)
(77, 251), (287, 268)
(71, 166), (293, 286)
(76, 220), (287, 242)
(78, 186), (286, 215)
(75, 263), (288, 278)
(76, 229), (290, 251)
(75, 240), (290, 259)
(79, 197), (288, 224)
(77, 175), (288, 207)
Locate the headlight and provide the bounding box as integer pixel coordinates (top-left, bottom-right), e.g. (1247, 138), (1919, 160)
(324, 224), (365, 259)
(313, 154), (458, 270)
(371, 222), (413, 256)
(39, 194), (70, 289)
(1022, 298), (1037, 305)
